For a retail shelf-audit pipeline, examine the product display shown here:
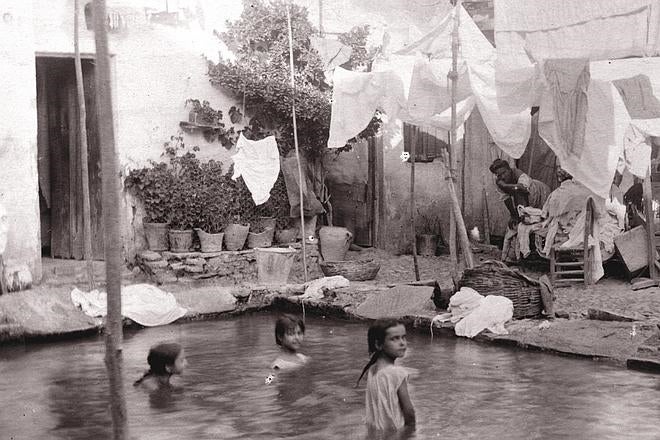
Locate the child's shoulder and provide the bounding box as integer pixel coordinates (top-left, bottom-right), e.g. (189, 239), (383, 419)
(271, 353), (309, 371)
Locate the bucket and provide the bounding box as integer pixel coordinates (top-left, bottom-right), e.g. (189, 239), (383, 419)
(255, 247), (297, 285)
(143, 222), (169, 251)
(169, 229), (194, 252)
(319, 226), (353, 261)
(196, 229), (224, 252)
(224, 223), (250, 251)
(247, 227), (274, 249)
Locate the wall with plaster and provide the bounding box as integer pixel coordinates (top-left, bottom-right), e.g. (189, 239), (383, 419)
(1, 0), (244, 279)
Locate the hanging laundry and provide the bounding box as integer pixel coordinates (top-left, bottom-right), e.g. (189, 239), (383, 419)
(327, 67), (406, 149)
(541, 58), (591, 158)
(231, 134), (280, 205)
(310, 36), (352, 73)
(613, 74), (660, 119)
(280, 152), (325, 217)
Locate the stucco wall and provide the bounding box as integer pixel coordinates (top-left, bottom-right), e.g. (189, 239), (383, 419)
(28, 1), (241, 266)
(0, 2), (41, 279)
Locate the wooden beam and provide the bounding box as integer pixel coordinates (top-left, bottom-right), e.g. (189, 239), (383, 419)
(643, 170), (657, 279)
(92, 1), (128, 438)
(410, 129), (420, 281)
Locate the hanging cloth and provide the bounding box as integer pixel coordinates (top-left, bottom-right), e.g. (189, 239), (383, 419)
(612, 74), (660, 119)
(231, 134), (280, 205)
(541, 58), (591, 159)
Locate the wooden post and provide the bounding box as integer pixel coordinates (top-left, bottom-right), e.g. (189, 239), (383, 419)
(583, 197), (594, 285)
(74, 0), (95, 291)
(409, 128), (420, 281)
(448, 0), (474, 269)
(92, 1), (128, 438)
(643, 169), (657, 279)
(286, 4), (308, 282)
(482, 184), (491, 245)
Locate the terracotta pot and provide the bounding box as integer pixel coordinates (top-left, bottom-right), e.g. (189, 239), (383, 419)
(319, 226), (353, 261)
(143, 221), (169, 251)
(247, 227), (274, 249)
(416, 234), (438, 256)
(224, 223), (250, 251)
(276, 228), (297, 244)
(169, 229), (194, 252)
(195, 228), (224, 253)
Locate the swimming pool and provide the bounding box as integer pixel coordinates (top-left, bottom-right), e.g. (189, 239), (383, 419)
(1, 313), (658, 439)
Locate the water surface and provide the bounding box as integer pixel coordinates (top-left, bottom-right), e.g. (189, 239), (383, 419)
(1, 313), (659, 439)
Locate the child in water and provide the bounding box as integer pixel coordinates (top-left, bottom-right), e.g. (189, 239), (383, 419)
(134, 342), (187, 390)
(356, 319), (416, 433)
(270, 314), (309, 372)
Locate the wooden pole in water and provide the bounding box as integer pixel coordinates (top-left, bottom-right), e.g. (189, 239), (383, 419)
(409, 128), (420, 281)
(92, 1), (128, 438)
(448, 0), (475, 269)
(74, 0), (95, 291)
(286, 3), (308, 282)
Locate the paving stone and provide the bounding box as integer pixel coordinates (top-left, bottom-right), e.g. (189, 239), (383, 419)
(138, 250), (163, 262)
(184, 265), (204, 273)
(145, 260), (168, 270)
(185, 257), (206, 266)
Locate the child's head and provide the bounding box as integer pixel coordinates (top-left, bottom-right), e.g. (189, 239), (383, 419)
(356, 319), (407, 386)
(275, 314), (305, 353)
(367, 319), (407, 359)
(147, 342), (186, 376)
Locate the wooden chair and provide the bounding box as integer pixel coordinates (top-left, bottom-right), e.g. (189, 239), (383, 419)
(549, 197), (596, 285)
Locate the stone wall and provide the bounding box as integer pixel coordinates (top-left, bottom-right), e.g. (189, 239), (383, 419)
(136, 243), (322, 285)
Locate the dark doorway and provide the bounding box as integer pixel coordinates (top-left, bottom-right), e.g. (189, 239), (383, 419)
(36, 57), (104, 260)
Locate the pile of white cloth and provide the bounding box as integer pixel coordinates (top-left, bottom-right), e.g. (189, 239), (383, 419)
(70, 284), (187, 327)
(433, 287), (514, 338)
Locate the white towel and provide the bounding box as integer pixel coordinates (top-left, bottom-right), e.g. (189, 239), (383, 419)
(232, 134), (281, 205)
(70, 284), (187, 327)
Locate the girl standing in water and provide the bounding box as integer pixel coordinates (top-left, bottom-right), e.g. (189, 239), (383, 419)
(134, 342), (187, 390)
(270, 314), (309, 371)
(356, 319), (416, 433)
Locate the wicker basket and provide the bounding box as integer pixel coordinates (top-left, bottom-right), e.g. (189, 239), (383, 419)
(457, 260), (543, 319)
(319, 259), (381, 281)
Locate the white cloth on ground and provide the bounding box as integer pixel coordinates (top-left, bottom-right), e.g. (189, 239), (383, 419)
(299, 275), (350, 301)
(454, 294), (514, 338)
(327, 67), (406, 149)
(448, 287), (484, 323)
(231, 134), (280, 205)
(70, 284), (188, 327)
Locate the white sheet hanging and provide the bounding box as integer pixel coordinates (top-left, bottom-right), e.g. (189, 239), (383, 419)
(494, 0), (660, 111)
(327, 67), (406, 149)
(231, 134), (280, 205)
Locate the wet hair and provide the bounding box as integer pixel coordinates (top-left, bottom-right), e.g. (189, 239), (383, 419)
(275, 314), (305, 346)
(489, 158), (510, 174)
(134, 342), (183, 386)
(355, 319), (405, 387)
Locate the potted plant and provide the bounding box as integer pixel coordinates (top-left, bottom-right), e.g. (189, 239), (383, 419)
(124, 161), (173, 251)
(165, 136), (203, 253)
(195, 160), (230, 252)
(224, 213), (250, 251)
(416, 207), (442, 257)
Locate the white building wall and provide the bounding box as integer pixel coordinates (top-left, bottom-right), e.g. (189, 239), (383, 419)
(0, 0), (243, 280)
(0, 1), (41, 279)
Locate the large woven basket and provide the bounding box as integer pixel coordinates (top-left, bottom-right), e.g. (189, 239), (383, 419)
(457, 260), (543, 319)
(320, 259), (381, 281)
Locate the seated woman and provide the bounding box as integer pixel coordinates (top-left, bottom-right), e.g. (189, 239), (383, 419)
(489, 159), (551, 262)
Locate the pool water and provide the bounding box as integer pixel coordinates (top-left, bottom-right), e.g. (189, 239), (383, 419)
(1, 313), (659, 439)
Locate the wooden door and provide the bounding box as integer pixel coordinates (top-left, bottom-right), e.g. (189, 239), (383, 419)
(40, 57), (104, 260)
(326, 139), (375, 247)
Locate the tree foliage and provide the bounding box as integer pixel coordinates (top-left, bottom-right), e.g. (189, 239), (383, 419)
(208, 0), (380, 159)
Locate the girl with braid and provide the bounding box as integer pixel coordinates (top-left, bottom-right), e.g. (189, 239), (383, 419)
(134, 342), (187, 391)
(356, 319), (416, 433)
